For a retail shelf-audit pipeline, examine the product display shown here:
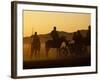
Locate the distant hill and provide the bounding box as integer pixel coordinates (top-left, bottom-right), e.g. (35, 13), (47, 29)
(24, 30), (88, 43)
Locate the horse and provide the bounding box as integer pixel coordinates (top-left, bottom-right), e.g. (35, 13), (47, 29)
(68, 37), (90, 56)
(67, 40), (76, 55)
(45, 36), (69, 56)
(59, 41), (71, 56)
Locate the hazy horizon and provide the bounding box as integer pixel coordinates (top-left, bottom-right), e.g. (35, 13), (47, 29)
(23, 10), (91, 37)
(24, 29), (88, 38)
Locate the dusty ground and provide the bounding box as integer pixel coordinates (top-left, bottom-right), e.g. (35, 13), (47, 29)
(23, 42), (90, 69)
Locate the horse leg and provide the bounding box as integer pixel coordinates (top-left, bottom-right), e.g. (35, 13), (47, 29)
(65, 46), (69, 56)
(34, 49), (37, 56)
(30, 51), (33, 58)
(46, 47), (50, 57)
(37, 49), (40, 56)
(36, 49), (40, 58)
(30, 48), (34, 58)
(57, 48), (60, 57)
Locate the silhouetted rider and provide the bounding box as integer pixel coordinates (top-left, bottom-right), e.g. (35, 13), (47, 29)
(50, 26), (59, 42)
(50, 26), (59, 47)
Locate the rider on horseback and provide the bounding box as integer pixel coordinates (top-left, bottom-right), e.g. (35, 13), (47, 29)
(50, 26), (59, 46)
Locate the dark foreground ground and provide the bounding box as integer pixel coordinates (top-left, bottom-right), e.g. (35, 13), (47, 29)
(23, 55), (90, 69)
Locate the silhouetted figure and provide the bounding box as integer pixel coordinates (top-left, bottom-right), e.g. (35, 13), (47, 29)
(73, 30), (83, 55)
(50, 26), (59, 47)
(75, 31), (83, 45)
(83, 25), (91, 54)
(31, 32), (40, 57)
(86, 25), (91, 45)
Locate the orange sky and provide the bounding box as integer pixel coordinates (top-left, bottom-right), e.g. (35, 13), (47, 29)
(23, 10), (91, 37)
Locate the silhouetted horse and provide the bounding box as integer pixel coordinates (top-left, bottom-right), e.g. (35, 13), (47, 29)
(45, 36), (69, 56)
(67, 40), (76, 55)
(68, 37), (90, 55)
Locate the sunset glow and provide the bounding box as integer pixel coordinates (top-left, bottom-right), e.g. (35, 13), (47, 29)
(23, 10), (91, 37)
